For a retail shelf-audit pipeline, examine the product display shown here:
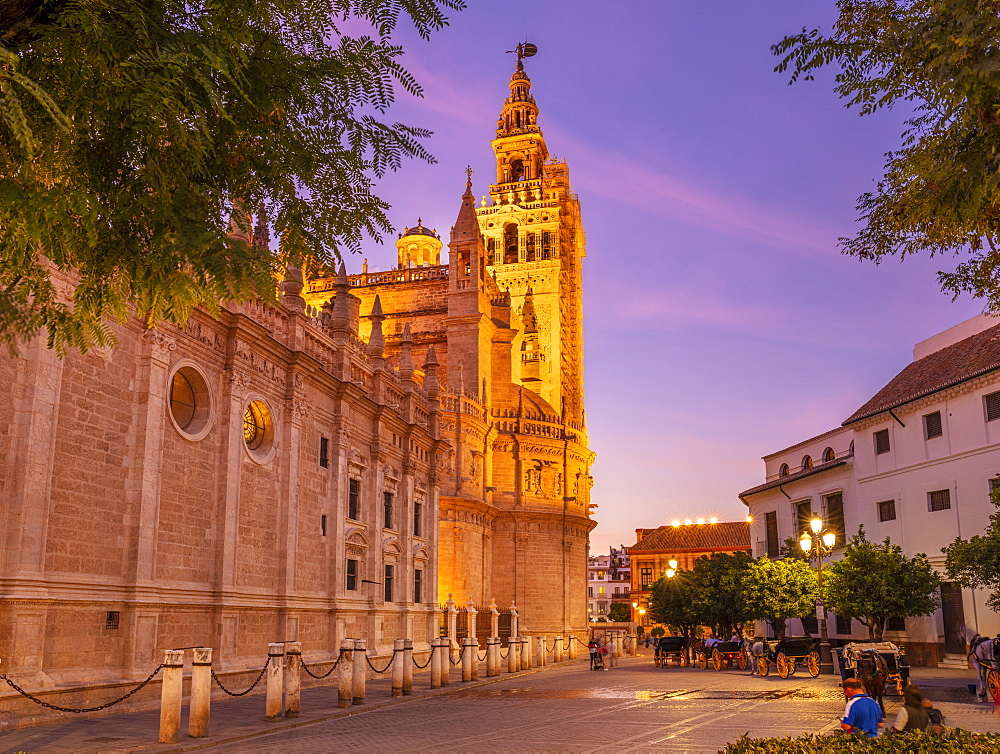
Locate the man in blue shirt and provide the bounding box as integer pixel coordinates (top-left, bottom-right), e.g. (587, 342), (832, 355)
(840, 678), (884, 737)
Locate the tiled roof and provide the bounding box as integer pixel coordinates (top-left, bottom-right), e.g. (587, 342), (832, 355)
(844, 321), (1000, 425)
(627, 521), (750, 553)
(738, 457), (851, 499)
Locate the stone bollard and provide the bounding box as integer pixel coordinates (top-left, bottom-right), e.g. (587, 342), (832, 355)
(285, 641), (301, 719)
(158, 649), (184, 744)
(554, 636), (564, 663)
(568, 634), (578, 661)
(265, 643), (285, 721)
(441, 637), (451, 686)
(338, 639), (353, 708)
(461, 638), (474, 682)
(352, 638), (366, 705)
(538, 635), (547, 667)
(471, 640), (480, 681)
(521, 637), (532, 669)
(392, 639), (405, 697)
(403, 639), (414, 695)
(430, 638), (442, 688)
(630, 634), (638, 657)
(486, 637), (499, 676)
(507, 636), (519, 673)
(189, 647), (212, 738)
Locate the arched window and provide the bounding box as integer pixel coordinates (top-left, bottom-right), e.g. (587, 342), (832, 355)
(802, 455), (813, 469)
(510, 158), (525, 182)
(503, 223), (518, 264)
(822, 447), (835, 462)
(779, 463), (790, 477)
(525, 233), (536, 262)
(849, 440), (855, 454)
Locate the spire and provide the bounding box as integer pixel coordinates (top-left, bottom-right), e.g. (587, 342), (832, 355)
(252, 216), (270, 251)
(279, 265), (305, 313)
(330, 261), (352, 333)
(450, 167), (480, 243)
(398, 322), (414, 380)
(422, 344), (440, 396)
(367, 295), (385, 358)
(496, 51), (540, 139)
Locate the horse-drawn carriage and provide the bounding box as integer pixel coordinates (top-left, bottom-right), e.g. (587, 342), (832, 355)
(970, 634), (1000, 703)
(654, 636), (689, 667)
(750, 636), (820, 678)
(836, 641), (910, 696)
(694, 641), (747, 671)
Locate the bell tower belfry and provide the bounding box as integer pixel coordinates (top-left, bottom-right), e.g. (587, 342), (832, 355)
(477, 50), (586, 425)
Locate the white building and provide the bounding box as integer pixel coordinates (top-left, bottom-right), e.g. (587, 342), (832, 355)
(740, 314), (1000, 666)
(588, 547), (630, 620)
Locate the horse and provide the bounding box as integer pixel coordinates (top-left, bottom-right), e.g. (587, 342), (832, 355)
(854, 649), (890, 712)
(969, 633), (999, 701)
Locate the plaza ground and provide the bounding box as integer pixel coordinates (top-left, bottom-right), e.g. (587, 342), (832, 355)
(0, 653), (997, 752)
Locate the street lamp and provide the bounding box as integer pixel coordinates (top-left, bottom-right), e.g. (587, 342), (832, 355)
(665, 559), (678, 579)
(799, 516), (836, 674)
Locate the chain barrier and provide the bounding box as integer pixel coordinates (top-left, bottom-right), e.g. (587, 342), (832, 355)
(573, 636), (589, 647)
(211, 658), (270, 697)
(365, 650), (398, 674)
(478, 650), (487, 662)
(499, 647), (509, 660)
(0, 665), (164, 714)
(301, 651), (341, 680)
(449, 647), (463, 666)
(546, 643), (555, 654)
(412, 647), (433, 669)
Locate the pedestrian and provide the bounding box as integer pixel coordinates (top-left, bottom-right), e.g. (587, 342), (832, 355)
(587, 638), (599, 670)
(889, 685), (929, 733)
(598, 642), (609, 670)
(839, 678), (884, 738)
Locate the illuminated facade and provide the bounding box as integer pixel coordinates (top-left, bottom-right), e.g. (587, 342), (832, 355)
(305, 57), (595, 635)
(627, 522), (751, 626)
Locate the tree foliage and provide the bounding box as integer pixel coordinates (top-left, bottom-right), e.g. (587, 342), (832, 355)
(773, 1), (1000, 310)
(741, 556), (818, 640)
(688, 551), (754, 638)
(0, 0), (463, 352)
(824, 526), (940, 640)
(647, 570), (700, 638)
(944, 476), (1000, 610)
(607, 601), (631, 622)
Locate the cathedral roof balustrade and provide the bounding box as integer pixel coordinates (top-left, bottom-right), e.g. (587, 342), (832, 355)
(307, 265), (449, 295)
(439, 392), (488, 422)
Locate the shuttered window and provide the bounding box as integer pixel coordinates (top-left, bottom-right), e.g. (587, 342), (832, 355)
(924, 411), (943, 439)
(986, 391), (1000, 422)
(795, 502), (813, 537)
(765, 511), (779, 557)
(348, 478), (360, 520)
(874, 429), (891, 455)
(877, 500), (896, 522)
(929, 489), (951, 512)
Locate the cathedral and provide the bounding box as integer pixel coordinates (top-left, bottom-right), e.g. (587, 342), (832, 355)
(305, 54), (595, 633)
(0, 55), (592, 715)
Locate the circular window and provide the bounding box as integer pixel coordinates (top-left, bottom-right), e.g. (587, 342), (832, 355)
(243, 399), (275, 461)
(168, 365), (212, 439)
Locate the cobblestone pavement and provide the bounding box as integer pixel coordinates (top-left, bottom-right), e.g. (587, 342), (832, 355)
(1, 655), (998, 753)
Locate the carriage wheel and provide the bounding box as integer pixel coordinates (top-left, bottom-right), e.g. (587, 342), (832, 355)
(777, 653), (792, 679)
(737, 651), (748, 671)
(757, 657), (770, 677)
(697, 652), (707, 670)
(712, 650), (722, 671)
(806, 652), (820, 678)
(988, 669), (1000, 704)
(680, 652), (688, 667)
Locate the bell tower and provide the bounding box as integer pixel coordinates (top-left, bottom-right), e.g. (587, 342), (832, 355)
(477, 47), (586, 425)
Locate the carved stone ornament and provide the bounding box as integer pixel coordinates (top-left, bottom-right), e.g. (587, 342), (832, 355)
(226, 369), (252, 398)
(142, 329), (177, 363)
(288, 398), (309, 424)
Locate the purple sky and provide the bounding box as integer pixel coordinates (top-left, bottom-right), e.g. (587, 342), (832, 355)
(356, 1), (985, 554)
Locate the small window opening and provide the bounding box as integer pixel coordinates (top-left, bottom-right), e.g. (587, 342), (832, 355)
(320, 437), (329, 468)
(321, 514), (328, 536)
(106, 611), (121, 630)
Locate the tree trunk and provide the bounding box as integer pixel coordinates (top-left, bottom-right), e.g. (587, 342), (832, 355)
(872, 618), (884, 642)
(770, 618), (786, 641)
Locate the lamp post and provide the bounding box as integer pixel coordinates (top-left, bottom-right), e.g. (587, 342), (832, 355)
(799, 517), (836, 675)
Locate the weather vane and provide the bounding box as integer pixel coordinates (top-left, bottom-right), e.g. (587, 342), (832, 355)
(505, 41), (538, 66)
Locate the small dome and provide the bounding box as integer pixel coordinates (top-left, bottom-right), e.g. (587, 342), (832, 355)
(402, 219), (438, 239)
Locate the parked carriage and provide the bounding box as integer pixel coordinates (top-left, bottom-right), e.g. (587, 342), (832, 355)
(836, 641), (910, 696)
(654, 636), (689, 667)
(694, 641), (747, 671)
(751, 636), (820, 678)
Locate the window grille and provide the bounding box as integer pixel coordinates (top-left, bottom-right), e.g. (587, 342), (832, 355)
(929, 489), (951, 512)
(105, 611), (121, 630)
(348, 478), (360, 520)
(383, 491), (394, 530)
(413, 502), (423, 537)
(986, 391), (1000, 422)
(874, 429), (890, 455)
(346, 559), (358, 591)
(924, 411), (943, 439)
(384, 564), (394, 602)
(824, 493), (845, 544)
(877, 500), (896, 522)
(414, 569), (423, 604)
(320, 437), (329, 467)
(795, 502), (813, 537)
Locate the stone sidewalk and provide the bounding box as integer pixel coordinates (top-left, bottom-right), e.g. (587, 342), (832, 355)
(0, 654), (997, 752)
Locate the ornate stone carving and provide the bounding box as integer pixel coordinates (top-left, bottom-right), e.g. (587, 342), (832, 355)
(226, 369), (252, 398)
(142, 330), (177, 363)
